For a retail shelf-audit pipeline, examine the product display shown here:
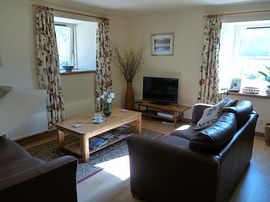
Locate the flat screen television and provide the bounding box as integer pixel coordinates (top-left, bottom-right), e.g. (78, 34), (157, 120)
(143, 76), (179, 104)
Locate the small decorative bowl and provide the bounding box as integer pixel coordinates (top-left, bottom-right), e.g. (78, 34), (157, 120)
(62, 65), (75, 72)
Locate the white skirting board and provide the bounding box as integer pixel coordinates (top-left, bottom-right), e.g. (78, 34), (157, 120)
(6, 105), (48, 141)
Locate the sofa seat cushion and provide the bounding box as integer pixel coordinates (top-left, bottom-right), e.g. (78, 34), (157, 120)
(189, 112), (237, 154)
(170, 124), (198, 141)
(224, 100), (253, 128)
(0, 157), (45, 179)
(0, 138), (31, 166)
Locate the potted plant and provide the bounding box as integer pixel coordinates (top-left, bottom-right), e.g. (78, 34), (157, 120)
(258, 65), (270, 95)
(113, 46), (144, 110)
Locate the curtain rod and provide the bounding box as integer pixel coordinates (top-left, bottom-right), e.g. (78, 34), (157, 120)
(32, 5), (109, 21)
(205, 9), (270, 17)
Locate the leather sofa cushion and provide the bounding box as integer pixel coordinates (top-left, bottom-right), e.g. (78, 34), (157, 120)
(0, 138), (31, 166)
(189, 112), (237, 154)
(159, 135), (190, 148)
(0, 157), (45, 179)
(170, 124), (198, 141)
(224, 100), (253, 128)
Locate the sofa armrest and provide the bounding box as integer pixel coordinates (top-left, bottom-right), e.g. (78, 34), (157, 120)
(192, 103), (212, 124)
(0, 156), (78, 202)
(127, 135), (219, 202)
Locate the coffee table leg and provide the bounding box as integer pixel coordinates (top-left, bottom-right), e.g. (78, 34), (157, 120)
(135, 115), (142, 133)
(173, 112), (177, 128)
(57, 130), (65, 149)
(80, 136), (89, 162)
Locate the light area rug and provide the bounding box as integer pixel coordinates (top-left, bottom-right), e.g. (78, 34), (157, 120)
(27, 126), (164, 184)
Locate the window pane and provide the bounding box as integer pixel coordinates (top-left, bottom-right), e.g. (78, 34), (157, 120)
(237, 59), (270, 89)
(219, 21), (270, 93)
(55, 25), (72, 67)
(55, 17), (98, 73)
(239, 28), (270, 57)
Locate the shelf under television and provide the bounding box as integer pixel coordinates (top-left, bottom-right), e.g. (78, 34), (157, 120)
(136, 100), (191, 128)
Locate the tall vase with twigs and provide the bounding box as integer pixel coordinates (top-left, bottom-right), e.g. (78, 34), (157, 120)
(113, 46), (144, 110)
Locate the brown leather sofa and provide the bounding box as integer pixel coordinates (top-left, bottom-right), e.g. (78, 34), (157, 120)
(0, 135), (77, 202)
(127, 100), (259, 202)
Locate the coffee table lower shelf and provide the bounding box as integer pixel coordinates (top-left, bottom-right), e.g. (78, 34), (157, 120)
(61, 135), (129, 157)
(56, 108), (142, 162)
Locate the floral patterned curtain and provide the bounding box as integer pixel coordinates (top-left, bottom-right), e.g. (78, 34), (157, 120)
(95, 19), (112, 111)
(34, 7), (66, 126)
(198, 15), (222, 104)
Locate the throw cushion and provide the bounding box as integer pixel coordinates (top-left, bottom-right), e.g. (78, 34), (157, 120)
(223, 98), (238, 108)
(193, 98), (236, 130)
(0, 86), (12, 99)
(189, 112), (237, 154)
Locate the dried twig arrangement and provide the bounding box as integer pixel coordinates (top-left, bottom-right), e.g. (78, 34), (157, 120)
(113, 46), (144, 82)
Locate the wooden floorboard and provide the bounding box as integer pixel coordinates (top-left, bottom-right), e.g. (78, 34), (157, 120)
(16, 130), (57, 149)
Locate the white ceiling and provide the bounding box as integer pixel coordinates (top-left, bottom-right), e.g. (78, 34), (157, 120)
(43, 0), (270, 14)
(43, 0), (270, 15)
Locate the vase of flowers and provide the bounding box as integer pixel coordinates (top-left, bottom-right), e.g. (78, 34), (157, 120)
(100, 91), (115, 116)
(113, 45), (144, 110)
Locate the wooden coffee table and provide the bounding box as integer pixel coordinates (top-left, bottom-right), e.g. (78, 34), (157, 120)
(55, 108), (142, 162)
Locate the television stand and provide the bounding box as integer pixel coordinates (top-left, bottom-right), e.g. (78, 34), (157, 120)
(136, 100), (191, 128)
(149, 101), (171, 106)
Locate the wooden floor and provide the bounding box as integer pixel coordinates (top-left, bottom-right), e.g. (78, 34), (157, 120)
(77, 117), (175, 202)
(19, 117), (270, 202)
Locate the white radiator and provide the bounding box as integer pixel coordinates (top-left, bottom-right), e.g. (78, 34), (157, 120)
(6, 102), (48, 141)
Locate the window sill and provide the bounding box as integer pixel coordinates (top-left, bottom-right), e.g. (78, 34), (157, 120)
(228, 91), (270, 99)
(60, 69), (96, 76)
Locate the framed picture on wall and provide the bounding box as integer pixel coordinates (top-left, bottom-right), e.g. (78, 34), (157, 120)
(151, 33), (174, 56)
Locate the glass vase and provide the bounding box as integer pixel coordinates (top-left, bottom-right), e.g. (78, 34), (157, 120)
(103, 101), (112, 117)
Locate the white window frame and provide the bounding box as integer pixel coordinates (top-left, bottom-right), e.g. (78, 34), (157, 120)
(234, 25), (270, 60)
(219, 21), (270, 92)
(55, 22), (78, 71)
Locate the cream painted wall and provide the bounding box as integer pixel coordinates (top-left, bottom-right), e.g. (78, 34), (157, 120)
(129, 8), (205, 119)
(76, 22), (97, 70)
(127, 4), (270, 132)
(61, 74), (96, 117)
(109, 14), (131, 108)
(0, 0), (129, 118)
(0, 0), (37, 88)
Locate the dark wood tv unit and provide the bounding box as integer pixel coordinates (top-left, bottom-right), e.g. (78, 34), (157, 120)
(136, 100), (191, 128)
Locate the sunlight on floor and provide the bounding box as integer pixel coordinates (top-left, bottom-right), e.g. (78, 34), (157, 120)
(95, 155), (130, 181)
